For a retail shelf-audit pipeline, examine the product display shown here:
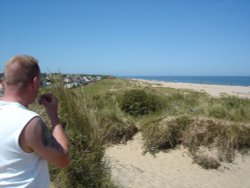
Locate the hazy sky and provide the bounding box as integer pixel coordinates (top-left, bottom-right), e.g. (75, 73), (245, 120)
(0, 0), (250, 76)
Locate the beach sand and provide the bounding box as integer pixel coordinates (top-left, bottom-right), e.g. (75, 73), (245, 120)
(133, 79), (250, 99)
(105, 133), (250, 188)
(104, 79), (250, 188)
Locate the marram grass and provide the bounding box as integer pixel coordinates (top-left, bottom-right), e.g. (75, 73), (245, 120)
(34, 77), (120, 188)
(142, 115), (250, 169)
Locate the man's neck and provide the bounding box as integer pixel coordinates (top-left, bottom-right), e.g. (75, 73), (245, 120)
(1, 88), (29, 108)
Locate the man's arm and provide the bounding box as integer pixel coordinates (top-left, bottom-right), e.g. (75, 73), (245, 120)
(20, 93), (70, 168)
(20, 117), (70, 168)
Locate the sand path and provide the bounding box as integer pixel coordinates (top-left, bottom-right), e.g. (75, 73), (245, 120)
(105, 132), (250, 188)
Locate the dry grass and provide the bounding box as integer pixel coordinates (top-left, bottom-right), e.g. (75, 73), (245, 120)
(142, 116), (250, 168)
(193, 154), (221, 169)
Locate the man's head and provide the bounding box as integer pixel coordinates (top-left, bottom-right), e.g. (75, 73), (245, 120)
(3, 55), (41, 105)
(4, 55), (40, 88)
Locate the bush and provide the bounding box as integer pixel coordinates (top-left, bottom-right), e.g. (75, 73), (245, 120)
(119, 89), (164, 117)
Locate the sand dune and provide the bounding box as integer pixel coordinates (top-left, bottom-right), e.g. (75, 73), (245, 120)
(105, 133), (250, 188)
(105, 80), (250, 188)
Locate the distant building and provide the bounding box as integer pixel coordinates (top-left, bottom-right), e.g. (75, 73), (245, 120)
(39, 73), (108, 89)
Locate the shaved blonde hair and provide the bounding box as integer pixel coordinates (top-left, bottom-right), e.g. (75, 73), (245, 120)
(4, 55), (40, 87)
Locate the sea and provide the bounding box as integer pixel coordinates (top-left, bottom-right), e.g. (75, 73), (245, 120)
(120, 76), (250, 87)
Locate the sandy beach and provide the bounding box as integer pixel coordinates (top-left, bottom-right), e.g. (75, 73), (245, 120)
(105, 133), (250, 188)
(105, 79), (250, 188)
(133, 79), (250, 99)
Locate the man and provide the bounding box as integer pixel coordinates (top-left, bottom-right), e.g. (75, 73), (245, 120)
(0, 55), (70, 187)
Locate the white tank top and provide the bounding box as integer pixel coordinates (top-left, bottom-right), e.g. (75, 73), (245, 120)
(0, 101), (49, 188)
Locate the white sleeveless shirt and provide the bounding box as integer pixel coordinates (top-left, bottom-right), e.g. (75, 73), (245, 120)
(0, 101), (49, 188)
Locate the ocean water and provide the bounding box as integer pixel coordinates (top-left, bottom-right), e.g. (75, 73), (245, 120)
(121, 76), (250, 86)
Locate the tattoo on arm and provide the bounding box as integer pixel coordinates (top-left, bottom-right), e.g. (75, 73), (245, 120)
(39, 120), (60, 151)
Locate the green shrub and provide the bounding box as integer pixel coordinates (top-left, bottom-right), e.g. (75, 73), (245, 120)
(119, 89), (164, 117)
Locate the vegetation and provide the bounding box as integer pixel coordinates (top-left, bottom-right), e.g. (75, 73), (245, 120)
(193, 153), (221, 169)
(31, 78), (139, 187)
(142, 116), (250, 169)
(30, 76), (250, 187)
(119, 89), (164, 117)
(32, 81), (111, 187)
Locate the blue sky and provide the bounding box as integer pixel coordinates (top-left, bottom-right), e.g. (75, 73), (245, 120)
(0, 0), (249, 76)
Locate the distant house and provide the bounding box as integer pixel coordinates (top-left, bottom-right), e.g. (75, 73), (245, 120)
(39, 73), (106, 89)
(83, 76), (91, 83)
(65, 83), (79, 89)
(63, 78), (71, 83)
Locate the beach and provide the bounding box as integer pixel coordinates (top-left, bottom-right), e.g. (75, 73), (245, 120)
(132, 79), (250, 99)
(105, 79), (250, 188)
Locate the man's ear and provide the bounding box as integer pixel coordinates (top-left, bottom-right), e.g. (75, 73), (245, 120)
(31, 76), (40, 88)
